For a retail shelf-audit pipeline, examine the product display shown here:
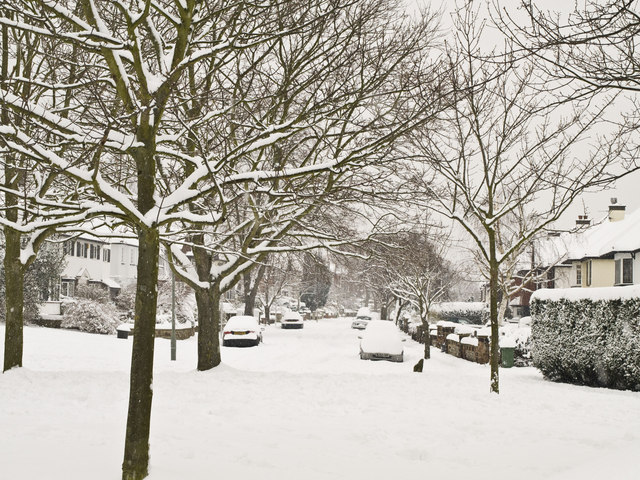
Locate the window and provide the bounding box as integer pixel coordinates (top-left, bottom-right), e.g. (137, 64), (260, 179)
(76, 242), (82, 256)
(615, 258), (633, 285)
(83, 243), (89, 258)
(586, 261), (592, 287)
(576, 264), (582, 286)
(624, 258), (633, 284)
(96, 245), (100, 260)
(130, 249), (136, 265)
(64, 240), (74, 256)
(61, 280), (75, 297)
(103, 249), (111, 263)
(90, 244), (95, 259)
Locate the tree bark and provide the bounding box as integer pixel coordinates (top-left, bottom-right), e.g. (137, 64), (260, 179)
(195, 286), (221, 371)
(423, 320), (431, 360)
(243, 272), (256, 316)
(190, 234), (221, 371)
(243, 264), (265, 316)
(488, 230), (500, 394)
(122, 227), (160, 480)
(3, 228), (25, 372)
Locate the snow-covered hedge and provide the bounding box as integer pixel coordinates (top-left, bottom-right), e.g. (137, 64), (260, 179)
(429, 302), (488, 325)
(62, 299), (120, 334)
(531, 287), (640, 391)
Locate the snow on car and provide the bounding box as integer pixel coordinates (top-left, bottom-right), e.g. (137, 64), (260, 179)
(222, 315), (263, 347)
(359, 320), (404, 362)
(281, 311), (304, 329)
(351, 307), (373, 329)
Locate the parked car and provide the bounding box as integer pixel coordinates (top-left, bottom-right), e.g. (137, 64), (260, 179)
(351, 307), (373, 330)
(359, 320), (404, 362)
(281, 311), (304, 329)
(222, 315), (263, 347)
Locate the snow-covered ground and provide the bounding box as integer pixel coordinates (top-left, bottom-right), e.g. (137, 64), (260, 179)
(1, 318), (639, 480)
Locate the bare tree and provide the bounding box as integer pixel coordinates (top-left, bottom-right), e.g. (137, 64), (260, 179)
(497, 1), (640, 163)
(407, 5), (627, 393)
(0, 7), (103, 372)
(0, 1), (446, 477)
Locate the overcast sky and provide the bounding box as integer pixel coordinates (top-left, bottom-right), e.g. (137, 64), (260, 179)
(406, 0), (640, 227)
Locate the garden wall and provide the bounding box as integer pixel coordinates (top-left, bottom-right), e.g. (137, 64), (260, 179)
(530, 286), (640, 391)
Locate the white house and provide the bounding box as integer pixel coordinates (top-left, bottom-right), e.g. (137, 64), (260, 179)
(60, 233), (168, 297)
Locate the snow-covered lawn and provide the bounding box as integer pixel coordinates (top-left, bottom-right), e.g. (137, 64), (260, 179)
(1, 318), (639, 480)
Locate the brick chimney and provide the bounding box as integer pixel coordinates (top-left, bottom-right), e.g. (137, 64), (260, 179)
(576, 215), (590, 227)
(608, 198), (626, 222)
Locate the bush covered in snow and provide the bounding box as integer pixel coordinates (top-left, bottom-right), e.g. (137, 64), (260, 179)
(429, 302), (488, 325)
(500, 323), (532, 367)
(61, 298), (120, 334)
(531, 293), (640, 391)
(156, 281), (196, 325)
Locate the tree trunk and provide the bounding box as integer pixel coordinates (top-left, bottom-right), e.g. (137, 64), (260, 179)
(243, 273), (253, 315)
(243, 265), (265, 316)
(195, 286), (221, 371)
(264, 305), (271, 325)
(488, 230), (500, 394)
(191, 235), (221, 371)
(422, 320), (431, 360)
(3, 228), (25, 372)
(122, 227), (160, 480)
(1, 19), (24, 373)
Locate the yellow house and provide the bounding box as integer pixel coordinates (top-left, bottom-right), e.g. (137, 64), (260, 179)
(577, 258), (615, 288)
(566, 200), (640, 288)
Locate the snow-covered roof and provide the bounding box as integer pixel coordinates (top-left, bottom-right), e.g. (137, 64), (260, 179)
(102, 277), (121, 289)
(566, 207), (640, 260)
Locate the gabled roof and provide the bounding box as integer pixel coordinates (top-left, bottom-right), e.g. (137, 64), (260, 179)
(566, 207), (640, 261)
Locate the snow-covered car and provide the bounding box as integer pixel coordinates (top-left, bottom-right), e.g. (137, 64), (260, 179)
(281, 311), (304, 329)
(222, 315), (263, 347)
(351, 307), (373, 329)
(359, 320), (404, 362)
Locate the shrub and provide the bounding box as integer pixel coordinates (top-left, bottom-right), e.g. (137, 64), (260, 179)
(75, 284), (111, 303)
(531, 291), (640, 391)
(156, 280), (195, 325)
(61, 298), (120, 334)
(429, 302), (488, 325)
(113, 283), (136, 320)
(500, 324), (532, 367)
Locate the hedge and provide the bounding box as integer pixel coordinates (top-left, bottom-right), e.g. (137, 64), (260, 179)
(530, 294), (640, 391)
(429, 302), (488, 325)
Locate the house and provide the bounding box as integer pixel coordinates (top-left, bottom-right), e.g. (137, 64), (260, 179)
(60, 232), (169, 297)
(482, 200), (639, 318)
(500, 232), (573, 317)
(564, 200), (640, 288)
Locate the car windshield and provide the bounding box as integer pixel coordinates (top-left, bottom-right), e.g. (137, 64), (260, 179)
(356, 316), (372, 321)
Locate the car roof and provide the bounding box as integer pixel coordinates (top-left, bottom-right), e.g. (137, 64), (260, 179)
(226, 315), (259, 327)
